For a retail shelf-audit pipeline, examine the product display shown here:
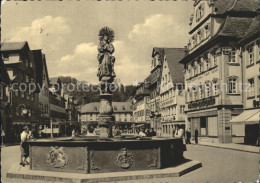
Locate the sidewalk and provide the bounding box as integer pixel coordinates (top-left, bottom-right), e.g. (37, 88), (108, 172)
(189, 139), (259, 154)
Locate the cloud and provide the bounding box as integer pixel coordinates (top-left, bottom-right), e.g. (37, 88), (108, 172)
(7, 16), (71, 51)
(128, 14), (189, 47)
(54, 40), (150, 85)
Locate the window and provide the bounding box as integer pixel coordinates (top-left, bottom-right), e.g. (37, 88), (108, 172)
(212, 51), (217, 66)
(25, 60), (29, 67)
(198, 60), (203, 73)
(3, 53), (9, 60)
(199, 85), (204, 99)
(16, 107), (20, 116)
(165, 75), (167, 85)
(198, 30), (202, 43)
(168, 72), (170, 82)
(122, 106), (125, 110)
(25, 75), (29, 82)
(212, 79), (219, 96)
(248, 78), (255, 97)
(205, 81), (211, 98)
(205, 24), (210, 38)
(196, 3), (204, 22)
(40, 103), (43, 112)
(114, 106), (117, 110)
(247, 46), (254, 65)
(193, 64), (197, 76)
(230, 48), (236, 63)
(192, 87), (197, 101)
(45, 105), (49, 114)
(180, 105), (185, 114)
(204, 55), (209, 70)
(228, 77), (238, 94)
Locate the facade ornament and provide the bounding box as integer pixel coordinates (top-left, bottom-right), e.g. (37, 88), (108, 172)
(46, 146), (68, 168)
(222, 48), (232, 55)
(115, 148), (134, 169)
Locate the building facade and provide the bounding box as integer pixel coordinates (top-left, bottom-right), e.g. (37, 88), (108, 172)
(33, 50), (50, 137)
(148, 48), (163, 133)
(0, 58), (11, 142)
(2, 41), (39, 142)
(159, 48), (186, 137)
(230, 14), (260, 145)
(48, 78), (67, 136)
(133, 81), (151, 130)
(179, 0), (259, 143)
(79, 102), (133, 133)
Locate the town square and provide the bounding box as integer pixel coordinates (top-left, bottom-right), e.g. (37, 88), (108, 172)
(1, 0), (259, 182)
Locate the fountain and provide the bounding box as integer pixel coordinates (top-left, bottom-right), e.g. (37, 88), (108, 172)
(24, 28), (190, 176)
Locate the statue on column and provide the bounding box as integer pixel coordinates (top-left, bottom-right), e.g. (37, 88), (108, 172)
(97, 27), (116, 138)
(97, 27), (116, 83)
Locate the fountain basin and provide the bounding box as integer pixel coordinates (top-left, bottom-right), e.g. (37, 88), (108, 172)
(28, 137), (186, 174)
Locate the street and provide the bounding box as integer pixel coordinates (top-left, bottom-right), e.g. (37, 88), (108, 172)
(1, 144), (259, 183)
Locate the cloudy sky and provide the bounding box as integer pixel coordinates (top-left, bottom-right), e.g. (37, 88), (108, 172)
(2, 1), (193, 85)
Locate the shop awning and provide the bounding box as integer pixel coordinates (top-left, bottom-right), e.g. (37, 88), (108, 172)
(229, 109), (259, 124)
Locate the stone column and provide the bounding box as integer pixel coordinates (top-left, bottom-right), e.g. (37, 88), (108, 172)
(98, 82), (115, 138)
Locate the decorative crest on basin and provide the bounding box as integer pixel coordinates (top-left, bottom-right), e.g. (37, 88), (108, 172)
(46, 146), (68, 168)
(115, 148), (134, 169)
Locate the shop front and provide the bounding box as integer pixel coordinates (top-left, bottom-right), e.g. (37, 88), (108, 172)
(229, 109), (259, 145)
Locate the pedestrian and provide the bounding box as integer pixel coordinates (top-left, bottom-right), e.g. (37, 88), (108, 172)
(150, 128), (157, 136)
(174, 126), (179, 137)
(20, 126), (29, 166)
(138, 128), (147, 137)
(71, 129), (76, 138)
(186, 128), (191, 144)
(195, 129), (199, 145)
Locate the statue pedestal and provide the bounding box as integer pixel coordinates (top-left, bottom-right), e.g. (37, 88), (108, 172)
(98, 93), (114, 138)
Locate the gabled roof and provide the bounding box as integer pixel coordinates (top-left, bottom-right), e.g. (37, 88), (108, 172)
(80, 102), (133, 113)
(239, 14), (260, 44)
(164, 48), (186, 84)
(227, 0), (259, 13)
(145, 69), (160, 85)
(152, 47), (164, 57)
(214, 0), (259, 15)
(1, 41), (29, 51)
(218, 16), (253, 37)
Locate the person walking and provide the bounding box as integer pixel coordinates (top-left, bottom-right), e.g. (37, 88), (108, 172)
(195, 129), (199, 145)
(186, 128), (191, 144)
(20, 126), (29, 166)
